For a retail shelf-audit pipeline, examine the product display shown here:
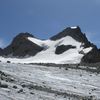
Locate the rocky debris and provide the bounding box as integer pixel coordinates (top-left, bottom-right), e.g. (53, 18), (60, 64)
(0, 82), (8, 88)
(30, 92), (34, 95)
(0, 63), (99, 99)
(21, 84), (26, 88)
(7, 61), (11, 63)
(17, 89), (23, 93)
(19, 83), (92, 100)
(13, 85), (17, 89)
(0, 70), (15, 82)
(55, 45), (76, 54)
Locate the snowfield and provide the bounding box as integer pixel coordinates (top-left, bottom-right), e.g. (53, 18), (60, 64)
(0, 62), (100, 100)
(0, 36), (92, 64)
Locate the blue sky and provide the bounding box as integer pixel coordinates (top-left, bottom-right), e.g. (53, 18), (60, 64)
(0, 0), (100, 48)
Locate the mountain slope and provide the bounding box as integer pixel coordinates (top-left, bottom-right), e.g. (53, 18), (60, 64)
(2, 33), (43, 57)
(0, 26), (99, 64)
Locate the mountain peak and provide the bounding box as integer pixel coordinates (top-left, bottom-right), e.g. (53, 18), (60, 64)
(14, 32), (34, 39)
(11, 32), (34, 45)
(70, 26), (81, 30)
(50, 26), (91, 47)
(2, 32), (43, 57)
(68, 26), (81, 31)
(50, 26), (82, 40)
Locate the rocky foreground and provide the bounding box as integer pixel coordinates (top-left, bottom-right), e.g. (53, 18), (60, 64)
(0, 62), (100, 100)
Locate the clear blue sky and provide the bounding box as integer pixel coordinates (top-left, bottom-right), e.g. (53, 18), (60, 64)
(0, 0), (100, 48)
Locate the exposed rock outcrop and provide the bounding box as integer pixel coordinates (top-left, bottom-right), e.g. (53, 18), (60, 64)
(55, 45), (76, 54)
(2, 33), (43, 57)
(0, 48), (3, 56)
(81, 46), (100, 63)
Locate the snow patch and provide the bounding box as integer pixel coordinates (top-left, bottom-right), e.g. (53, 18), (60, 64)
(70, 26), (77, 29)
(83, 47), (93, 54)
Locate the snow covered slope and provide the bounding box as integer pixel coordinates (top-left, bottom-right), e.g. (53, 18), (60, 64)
(0, 36), (92, 64)
(26, 36), (92, 64)
(0, 63), (99, 100)
(0, 26), (94, 64)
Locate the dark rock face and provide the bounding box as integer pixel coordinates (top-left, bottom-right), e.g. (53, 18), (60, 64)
(0, 48), (3, 55)
(50, 26), (91, 48)
(81, 46), (100, 63)
(3, 33), (43, 57)
(55, 45), (76, 54)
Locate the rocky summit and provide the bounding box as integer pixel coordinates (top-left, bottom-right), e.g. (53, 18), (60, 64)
(2, 33), (43, 57)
